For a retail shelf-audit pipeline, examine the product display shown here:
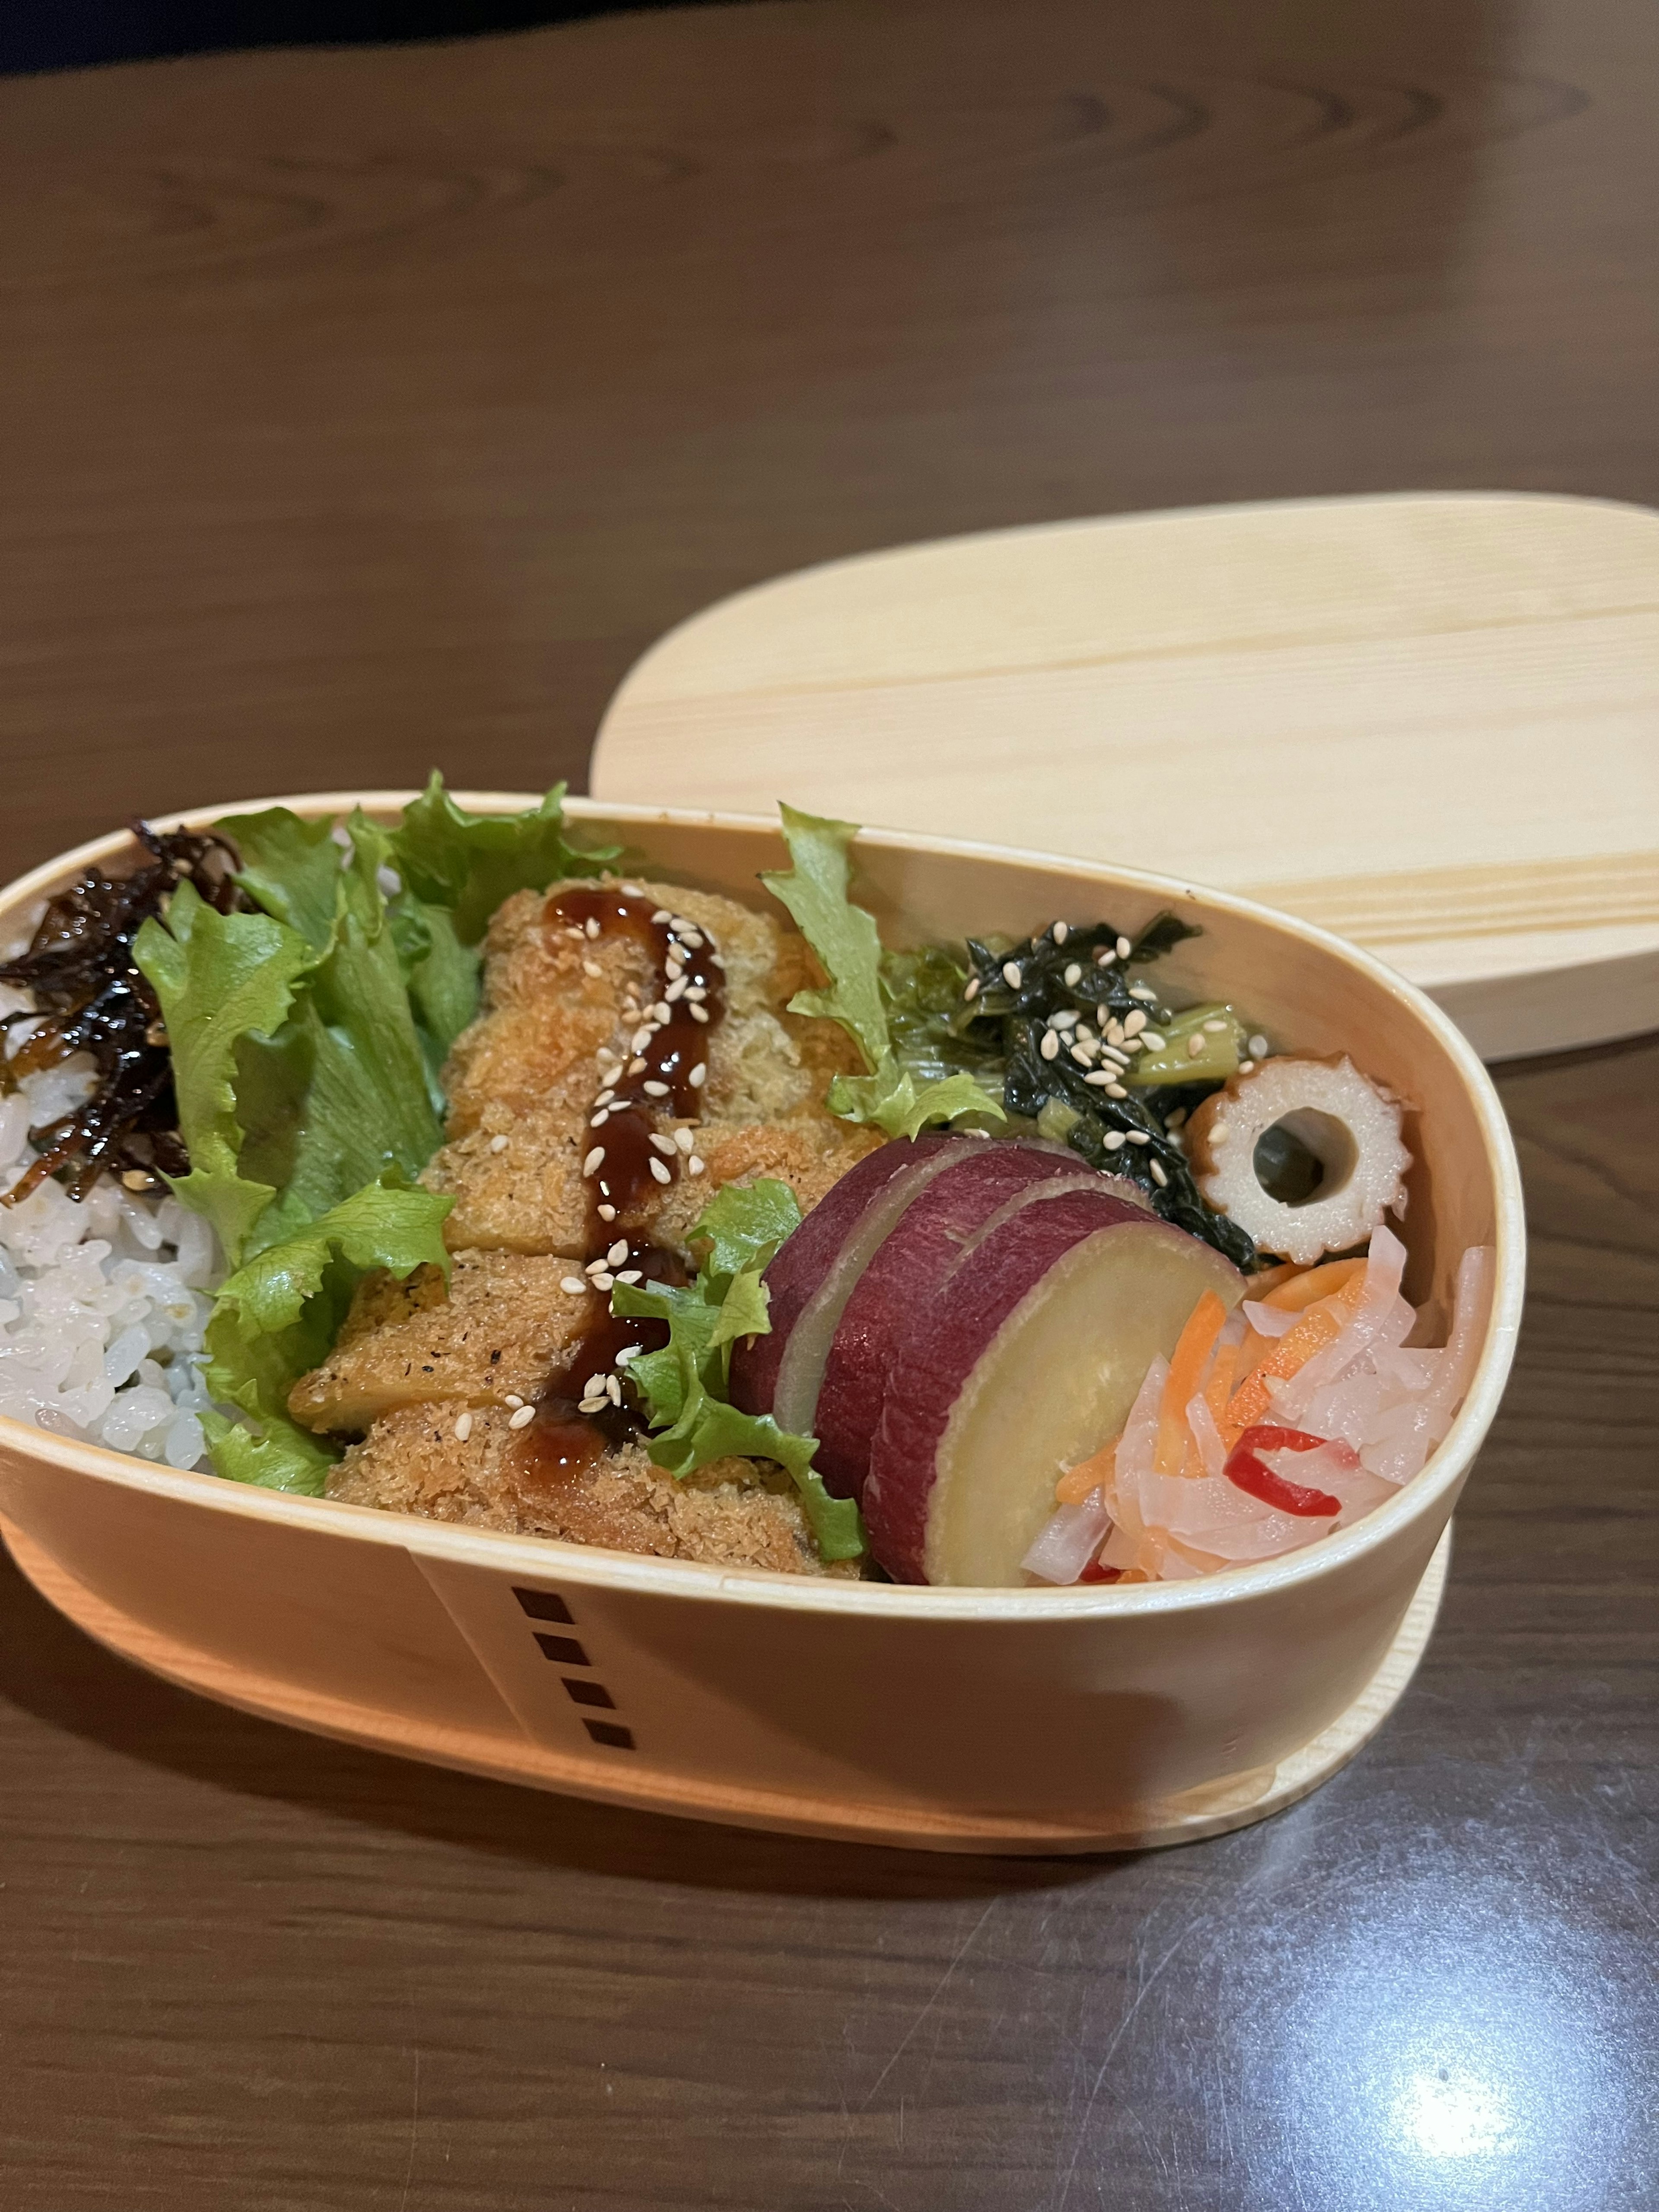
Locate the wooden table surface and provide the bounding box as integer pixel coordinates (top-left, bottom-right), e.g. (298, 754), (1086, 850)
(0, 3), (1654, 2206)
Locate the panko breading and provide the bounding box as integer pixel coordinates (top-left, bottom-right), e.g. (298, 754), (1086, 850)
(327, 1405), (851, 1577)
(296, 872), (884, 1578)
(289, 1253), (598, 1434)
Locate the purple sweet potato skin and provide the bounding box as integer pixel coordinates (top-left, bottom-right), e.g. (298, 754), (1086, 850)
(863, 1190), (1152, 1582)
(728, 1135), (957, 1421)
(812, 1146), (1101, 1501)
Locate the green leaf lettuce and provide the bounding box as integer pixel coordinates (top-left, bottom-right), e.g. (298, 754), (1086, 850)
(760, 805), (1004, 1141)
(613, 1180), (864, 1562)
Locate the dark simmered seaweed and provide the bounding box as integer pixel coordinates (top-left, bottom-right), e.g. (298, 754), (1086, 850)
(0, 823), (247, 1204)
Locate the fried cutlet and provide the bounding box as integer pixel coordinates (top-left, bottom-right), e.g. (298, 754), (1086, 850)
(327, 1407), (849, 1576)
(295, 872), (884, 1577)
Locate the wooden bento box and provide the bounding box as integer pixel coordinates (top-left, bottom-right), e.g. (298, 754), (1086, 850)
(0, 798), (1525, 1853)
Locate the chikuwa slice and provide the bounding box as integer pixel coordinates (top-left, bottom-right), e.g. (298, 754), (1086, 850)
(812, 1145), (1148, 1500)
(864, 1191), (1247, 1585)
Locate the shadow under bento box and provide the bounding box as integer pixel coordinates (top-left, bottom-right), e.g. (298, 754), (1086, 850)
(0, 798), (1524, 1853)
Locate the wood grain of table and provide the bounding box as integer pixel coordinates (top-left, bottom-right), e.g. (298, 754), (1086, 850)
(0, 3), (1653, 2207)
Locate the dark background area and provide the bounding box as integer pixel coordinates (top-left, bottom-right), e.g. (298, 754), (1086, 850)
(1, 0), (724, 77)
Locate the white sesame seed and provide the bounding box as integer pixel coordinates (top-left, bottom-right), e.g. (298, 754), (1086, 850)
(560, 1276), (587, 1295)
(1053, 921), (1069, 944)
(665, 955), (683, 978)
(1084, 1070), (1115, 1087)
(642, 1079), (669, 1097)
(453, 1411), (473, 1442)
(590, 1110), (610, 1128)
(1139, 1030), (1165, 1051)
(1129, 984), (1157, 1002)
(582, 960), (603, 978)
(584, 1374), (608, 1400)
(1105, 1083), (1128, 1098)
(1116, 936), (1132, 959)
(1040, 1031), (1060, 1061)
(632, 1027), (654, 1054)
(583, 1146), (605, 1175)
(690, 1004), (709, 1023)
(1122, 1035), (1144, 1052)
(1203, 1018), (1229, 1034)
(627, 1057), (648, 1073)
(597, 1203), (617, 1222)
(1002, 962), (1023, 988)
(1069, 1044), (1094, 1067)
(649, 1131), (677, 1156)
(689, 1064), (707, 1088)
(1166, 1107), (1188, 1129)
(504, 1394), (525, 1408)
(1105, 1020), (1125, 1045)
(1249, 1035), (1269, 1060)
(684, 984), (707, 1002)
(607, 1239), (629, 1266)
(506, 1404), (535, 1430)
(1105, 1129), (1126, 1149)
(620, 883), (645, 897)
(1048, 1009), (1078, 1030)
(673, 1127), (695, 1153)
(1211, 1124), (1230, 1145)
(616, 1269), (642, 1285)
(1238, 1059), (1256, 1074)
(585, 917), (601, 940)
(1150, 1161), (1169, 1188)
(605, 1376), (622, 1407)
(615, 1344), (640, 1364)
(1123, 1009), (1147, 1036)
(489, 1132), (509, 1153)
(688, 1156), (705, 1176)
(591, 1272), (614, 1291)
(1063, 963), (1082, 987)
(1188, 1033), (1206, 1058)
(595, 1088), (616, 1105)
(1128, 1130), (1151, 1145)
(578, 1397), (606, 1415)
(664, 976), (686, 1001)
(964, 977), (980, 1001)
(648, 1156), (673, 1185)
(1096, 948), (1116, 967)
(585, 1255), (608, 1275)
(650, 1001), (671, 1023)
(652, 909), (671, 924)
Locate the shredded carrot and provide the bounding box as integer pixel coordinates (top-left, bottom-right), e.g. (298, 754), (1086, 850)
(1261, 1255), (1366, 1313)
(1223, 1271), (1368, 1437)
(1246, 1260), (1306, 1298)
(1204, 1338), (1240, 1421)
(1055, 1440), (1117, 1506)
(1154, 1290), (1228, 1475)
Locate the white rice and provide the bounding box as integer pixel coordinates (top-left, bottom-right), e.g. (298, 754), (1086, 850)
(0, 1002), (225, 1472)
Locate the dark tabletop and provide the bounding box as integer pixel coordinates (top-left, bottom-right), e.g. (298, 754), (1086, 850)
(0, 3), (1655, 2206)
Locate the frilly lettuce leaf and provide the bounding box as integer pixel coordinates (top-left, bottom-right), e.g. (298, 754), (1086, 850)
(613, 1179), (864, 1562)
(387, 772), (620, 945)
(761, 805), (1004, 1140)
(202, 1179), (453, 1495)
(133, 883), (315, 1267)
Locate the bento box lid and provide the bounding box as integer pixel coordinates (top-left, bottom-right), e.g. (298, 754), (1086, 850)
(591, 491), (1659, 1063)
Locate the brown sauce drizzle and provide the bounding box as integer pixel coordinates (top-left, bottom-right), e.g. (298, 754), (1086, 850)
(515, 885), (726, 1490)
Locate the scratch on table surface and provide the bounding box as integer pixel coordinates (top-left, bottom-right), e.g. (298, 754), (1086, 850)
(860, 1897), (998, 2111)
(397, 2046), (421, 2212)
(1053, 1912), (1212, 2211)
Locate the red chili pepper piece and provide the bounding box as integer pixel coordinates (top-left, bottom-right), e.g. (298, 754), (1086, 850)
(1223, 1424), (1342, 1518)
(1078, 1557), (1122, 1584)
